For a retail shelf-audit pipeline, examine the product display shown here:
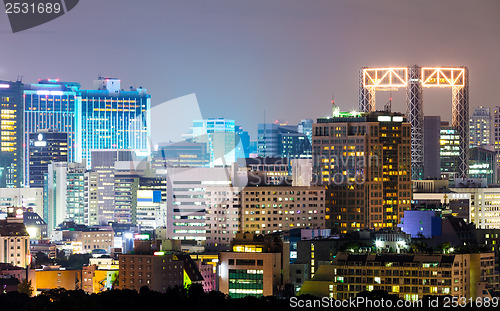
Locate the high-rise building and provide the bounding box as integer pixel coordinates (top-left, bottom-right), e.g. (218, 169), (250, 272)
(23, 80), (81, 186)
(204, 186), (241, 252)
(312, 111), (411, 232)
(491, 106), (500, 166)
(280, 132), (312, 159)
(190, 118), (237, 166)
(0, 80), (24, 188)
(440, 122), (460, 179)
(470, 106), (492, 147)
(114, 173), (140, 226)
(257, 121), (307, 158)
(44, 162), (87, 234)
(81, 77), (151, 168)
(235, 125), (251, 159)
(423, 116), (441, 179)
(241, 186), (326, 234)
(451, 180), (500, 229)
(165, 167), (240, 246)
(136, 177), (167, 232)
(28, 130), (68, 188)
(298, 119), (313, 144)
(469, 147), (497, 184)
(23, 77), (151, 182)
(88, 151), (118, 227)
(65, 164), (87, 225)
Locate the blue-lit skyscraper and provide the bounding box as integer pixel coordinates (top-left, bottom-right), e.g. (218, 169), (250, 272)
(235, 125), (250, 159)
(23, 77), (151, 185)
(81, 77), (151, 167)
(298, 119), (313, 144)
(0, 80), (23, 188)
(23, 79), (82, 186)
(258, 121), (311, 159)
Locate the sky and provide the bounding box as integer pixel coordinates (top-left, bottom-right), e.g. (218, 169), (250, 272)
(1, 0), (499, 142)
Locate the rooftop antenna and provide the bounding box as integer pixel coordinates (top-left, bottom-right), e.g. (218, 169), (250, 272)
(384, 91), (392, 112)
(332, 92), (340, 117)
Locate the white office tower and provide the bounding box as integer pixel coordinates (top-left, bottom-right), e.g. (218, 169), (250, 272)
(45, 162), (87, 235)
(165, 166), (246, 252)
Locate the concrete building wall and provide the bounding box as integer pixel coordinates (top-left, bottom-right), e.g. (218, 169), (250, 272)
(241, 186), (326, 235)
(424, 116), (441, 179)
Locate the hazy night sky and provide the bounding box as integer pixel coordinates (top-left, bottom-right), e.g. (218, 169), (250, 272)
(1, 0), (499, 141)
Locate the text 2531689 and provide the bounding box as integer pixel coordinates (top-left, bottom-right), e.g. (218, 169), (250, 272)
(5, 2), (61, 14)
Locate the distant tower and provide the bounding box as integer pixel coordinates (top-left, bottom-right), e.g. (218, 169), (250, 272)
(469, 107), (492, 147)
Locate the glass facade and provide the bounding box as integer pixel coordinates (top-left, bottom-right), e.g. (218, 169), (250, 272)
(66, 172), (86, 224)
(24, 81), (82, 186)
(0, 80), (24, 188)
(191, 118), (236, 166)
(228, 269), (264, 298)
(469, 147), (497, 184)
(28, 131), (68, 188)
(440, 126), (460, 176)
(81, 89), (150, 168)
(24, 79), (151, 190)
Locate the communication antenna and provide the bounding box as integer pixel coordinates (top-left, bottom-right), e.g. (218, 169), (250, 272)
(332, 92), (340, 117)
(384, 92), (392, 112)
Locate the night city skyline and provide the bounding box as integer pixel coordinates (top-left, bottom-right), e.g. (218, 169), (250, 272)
(1, 0), (500, 138)
(1, 1), (500, 308)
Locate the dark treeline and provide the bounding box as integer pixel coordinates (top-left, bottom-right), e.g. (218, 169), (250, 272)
(1, 284), (292, 311)
(1, 286), (487, 311)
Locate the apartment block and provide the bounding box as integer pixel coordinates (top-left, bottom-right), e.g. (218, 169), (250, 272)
(241, 186), (326, 234)
(313, 111), (411, 232)
(300, 252), (497, 301)
(118, 253), (184, 292)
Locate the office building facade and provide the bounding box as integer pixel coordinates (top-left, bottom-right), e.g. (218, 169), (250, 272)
(81, 77), (151, 168)
(44, 162), (87, 233)
(312, 111), (411, 232)
(258, 121), (311, 159)
(0, 81), (24, 188)
(469, 147), (497, 184)
(241, 186), (326, 234)
(190, 118), (237, 166)
(28, 130), (68, 188)
(23, 80), (82, 186)
(300, 252), (495, 301)
(218, 233), (290, 298)
(423, 116), (441, 179)
(440, 123), (460, 179)
(165, 167), (238, 244)
(470, 107), (492, 147)
(205, 186), (242, 252)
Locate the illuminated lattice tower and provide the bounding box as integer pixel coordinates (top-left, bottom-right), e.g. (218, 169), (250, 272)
(359, 66), (469, 180)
